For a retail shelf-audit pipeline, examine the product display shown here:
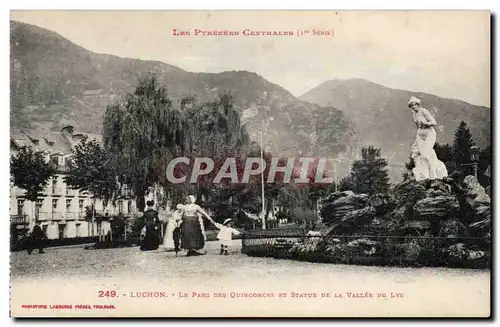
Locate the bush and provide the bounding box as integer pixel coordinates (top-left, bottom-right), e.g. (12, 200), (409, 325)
(294, 208), (318, 229)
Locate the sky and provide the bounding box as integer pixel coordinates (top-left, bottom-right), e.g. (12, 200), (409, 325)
(11, 10), (491, 107)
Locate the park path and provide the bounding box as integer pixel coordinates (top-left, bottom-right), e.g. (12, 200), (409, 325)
(10, 241), (490, 317)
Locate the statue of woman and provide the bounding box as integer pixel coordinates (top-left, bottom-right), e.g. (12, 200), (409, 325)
(408, 96), (448, 181)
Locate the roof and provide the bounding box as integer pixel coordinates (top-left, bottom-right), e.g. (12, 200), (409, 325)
(10, 129), (103, 155)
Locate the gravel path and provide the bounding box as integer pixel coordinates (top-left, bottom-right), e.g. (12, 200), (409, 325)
(10, 240), (491, 317)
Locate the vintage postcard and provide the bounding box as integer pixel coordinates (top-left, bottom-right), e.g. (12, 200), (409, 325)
(9, 10), (491, 317)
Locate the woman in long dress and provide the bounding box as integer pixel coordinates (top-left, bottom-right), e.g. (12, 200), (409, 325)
(162, 204), (183, 251)
(140, 200), (161, 251)
(408, 96), (448, 181)
(180, 195), (214, 256)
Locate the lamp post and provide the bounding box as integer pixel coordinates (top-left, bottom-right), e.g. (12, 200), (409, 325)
(460, 146), (480, 178)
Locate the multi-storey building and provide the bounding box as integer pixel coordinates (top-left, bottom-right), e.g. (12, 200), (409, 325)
(10, 125), (136, 240)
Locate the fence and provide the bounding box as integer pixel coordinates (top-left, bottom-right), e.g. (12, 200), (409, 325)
(241, 229), (491, 269)
(242, 227), (306, 257)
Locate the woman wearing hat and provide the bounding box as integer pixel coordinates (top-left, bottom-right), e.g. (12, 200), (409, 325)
(140, 200), (161, 251)
(408, 96), (448, 181)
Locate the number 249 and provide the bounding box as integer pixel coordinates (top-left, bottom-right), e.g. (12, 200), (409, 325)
(98, 290), (117, 297)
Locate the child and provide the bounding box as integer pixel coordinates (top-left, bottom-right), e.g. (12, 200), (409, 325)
(213, 218), (241, 255)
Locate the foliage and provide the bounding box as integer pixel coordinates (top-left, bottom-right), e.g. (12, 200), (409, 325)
(103, 74), (182, 211)
(110, 213), (127, 239)
(292, 207), (319, 228)
(10, 145), (56, 201)
(452, 121), (476, 174)
(434, 142), (455, 175)
(338, 176), (355, 192)
(434, 142), (453, 163)
(64, 136), (118, 204)
(102, 74), (251, 211)
(478, 146), (491, 187)
(348, 146), (390, 195)
(206, 185), (261, 224)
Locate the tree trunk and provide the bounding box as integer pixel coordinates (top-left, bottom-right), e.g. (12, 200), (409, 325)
(196, 188), (203, 204)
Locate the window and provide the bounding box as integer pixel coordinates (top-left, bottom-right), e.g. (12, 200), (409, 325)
(78, 200), (84, 211)
(52, 199), (58, 212)
(35, 199), (43, 215)
(66, 199), (71, 211)
(17, 199), (24, 216)
(118, 200), (123, 214)
(127, 200), (132, 214)
(52, 176), (58, 193)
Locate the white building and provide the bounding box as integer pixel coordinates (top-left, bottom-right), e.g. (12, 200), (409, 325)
(10, 126), (136, 240)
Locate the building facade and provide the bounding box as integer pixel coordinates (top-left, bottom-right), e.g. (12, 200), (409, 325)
(10, 126), (136, 240)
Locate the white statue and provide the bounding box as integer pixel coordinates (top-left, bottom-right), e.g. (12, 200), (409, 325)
(408, 96), (448, 181)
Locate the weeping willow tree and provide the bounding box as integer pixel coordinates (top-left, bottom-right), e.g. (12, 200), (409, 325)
(102, 75), (250, 211)
(103, 74), (184, 211)
(180, 93), (251, 203)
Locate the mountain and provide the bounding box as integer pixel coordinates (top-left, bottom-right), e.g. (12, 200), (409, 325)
(10, 20), (355, 159)
(300, 78), (491, 169)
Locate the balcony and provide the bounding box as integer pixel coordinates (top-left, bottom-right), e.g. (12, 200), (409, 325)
(51, 164), (68, 173)
(10, 214), (28, 226)
(64, 212), (80, 220)
(51, 212), (64, 220)
(36, 212), (52, 221)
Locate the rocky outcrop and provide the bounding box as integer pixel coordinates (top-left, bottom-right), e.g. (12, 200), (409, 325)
(393, 177), (427, 207)
(463, 176), (491, 221)
(282, 172), (490, 268)
(367, 193), (397, 215)
(320, 191), (369, 224)
(414, 196), (460, 220)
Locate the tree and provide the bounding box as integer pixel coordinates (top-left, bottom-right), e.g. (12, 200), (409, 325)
(10, 146), (56, 202)
(103, 74), (183, 211)
(103, 75), (251, 212)
(434, 142), (454, 174)
(180, 93), (251, 203)
(434, 143), (453, 163)
(339, 175), (355, 192)
(349, 145), (390, 195)
(452, 121), (476, 174)
(65, 136), (118, 235)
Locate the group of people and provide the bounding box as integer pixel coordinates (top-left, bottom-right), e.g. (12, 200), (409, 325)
(25, 222), (47, 254)
(139, 195), (241, 256)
